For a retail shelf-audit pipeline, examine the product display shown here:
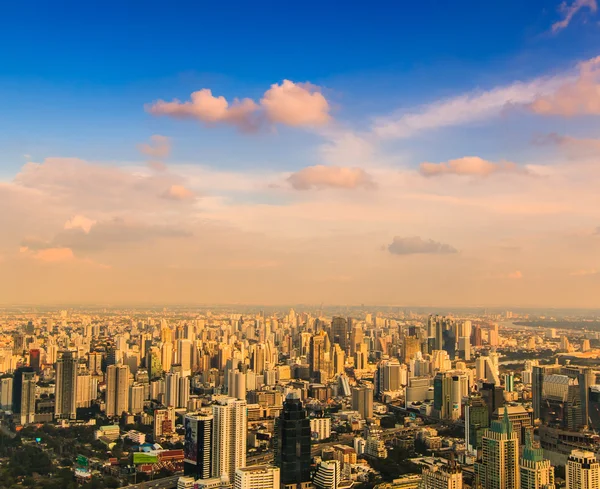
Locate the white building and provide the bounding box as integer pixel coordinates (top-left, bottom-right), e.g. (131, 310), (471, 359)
(420, 462), (463, 489)
(213, 397), (248, 483)
(234, 465), (280, 489)
(310, 417), (332, 441)
(567, 450), (600, 489)
(313, 460), (340, 489)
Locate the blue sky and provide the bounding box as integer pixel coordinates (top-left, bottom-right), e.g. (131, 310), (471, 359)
(1, 0), (599, 171)
(0, 1), (599, 306)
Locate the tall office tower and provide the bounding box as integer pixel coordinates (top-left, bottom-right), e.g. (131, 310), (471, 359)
(532, 366), (545, 421)
(235, 466), (281, 489)
(443, 327), (457, 360)
(161, 325), (173, 344)
(375, 359), (402, 397)
(310, 333), (326, 378)
(465, 395), (490, 454)
(184, 413), (214, 480)
(313, 460), (341, 489)
(475, 410), (519, 489)
(578, 368), (595, 428)
(88, 352), (103, 376)
(566, 450), (600, 489)
(352, 385), (374, 420)
(179, 376), (190, 408)
(140, 333), (152, 360)
(354, 343), (368, 371)
(403, 335), (421, 363)
(105, 364), (129, 417)
(435, 317), (444, 351)
(29, 349), (41, 373)
(275, 393), (312, 489)
(520, 435), (555, 489)
(434, 372), (453, 420)
(165, 371), (180, 407)
(178, 339), (192, 375)
(12, 367), (36, 425)
(161, 342), (173, 372)
(350, 324), (364, 356)
(0, 377), (13, 410)
(212, 397), (248, 483)
(471, 325), (483, 347)
(457, 336), (471, 361)
(331, 317), (348, 352)
(76, 372), (95, 408)
(228, 369), (247, 401)
(505, 373), (515, 393)
(420, 460), (463, 489)
(332, 344), (345, 376)
(129, 384), (145, 414)
(55, 351), (78, 420)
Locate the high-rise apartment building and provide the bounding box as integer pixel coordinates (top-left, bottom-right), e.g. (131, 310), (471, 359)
(520, 435), (555, 489)
(105, 364), (129, 417)
(212, 397), (247, 483)
(55, 351), (77, 420)
(275, 393), (312, 489)
(566, 450), (599, 489)
(475, 409), (519, 489)
(235, 466), (280, 489)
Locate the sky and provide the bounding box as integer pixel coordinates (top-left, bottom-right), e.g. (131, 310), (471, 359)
(1, 1), (600, 307)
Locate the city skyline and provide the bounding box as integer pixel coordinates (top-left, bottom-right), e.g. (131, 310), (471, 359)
(1, 2), (600, 307)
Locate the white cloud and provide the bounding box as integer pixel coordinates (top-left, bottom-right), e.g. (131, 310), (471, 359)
(372, 76), (568, 139)
(552, 0), (597, 33)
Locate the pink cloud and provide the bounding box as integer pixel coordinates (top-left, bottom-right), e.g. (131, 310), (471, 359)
(32, 247), (75, 262)
(420, 156), (522, 177)
(530, 56), (600, 116)
(146, 80), (330, 131)
(162, 184), (195, 201)
(287, 165), (375, 190)
(64, 215), (96, 234)
(137, 135), (171, 158)
(552, 0), (597, 33)
(261, 80), (330, 126)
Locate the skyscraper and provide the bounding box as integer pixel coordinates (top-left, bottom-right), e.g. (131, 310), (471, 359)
(184, 413), (213, 480)
(375, 359), (402, 397)
(55, 351), (77, 420)
(105, 364), (129, 417)
(212, 397), (247, 483)
(12, 367), (36, 425)
(566, 450), (599, 489)
(520, 434), (555, 489)
(331, 317), (348, 352)
(352, 385), (374, 420)
(475, 409), (519, 489)
(275, 393), (312, 489)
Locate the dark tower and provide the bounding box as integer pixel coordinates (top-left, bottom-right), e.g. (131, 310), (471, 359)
(275, 393), (312, 489)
